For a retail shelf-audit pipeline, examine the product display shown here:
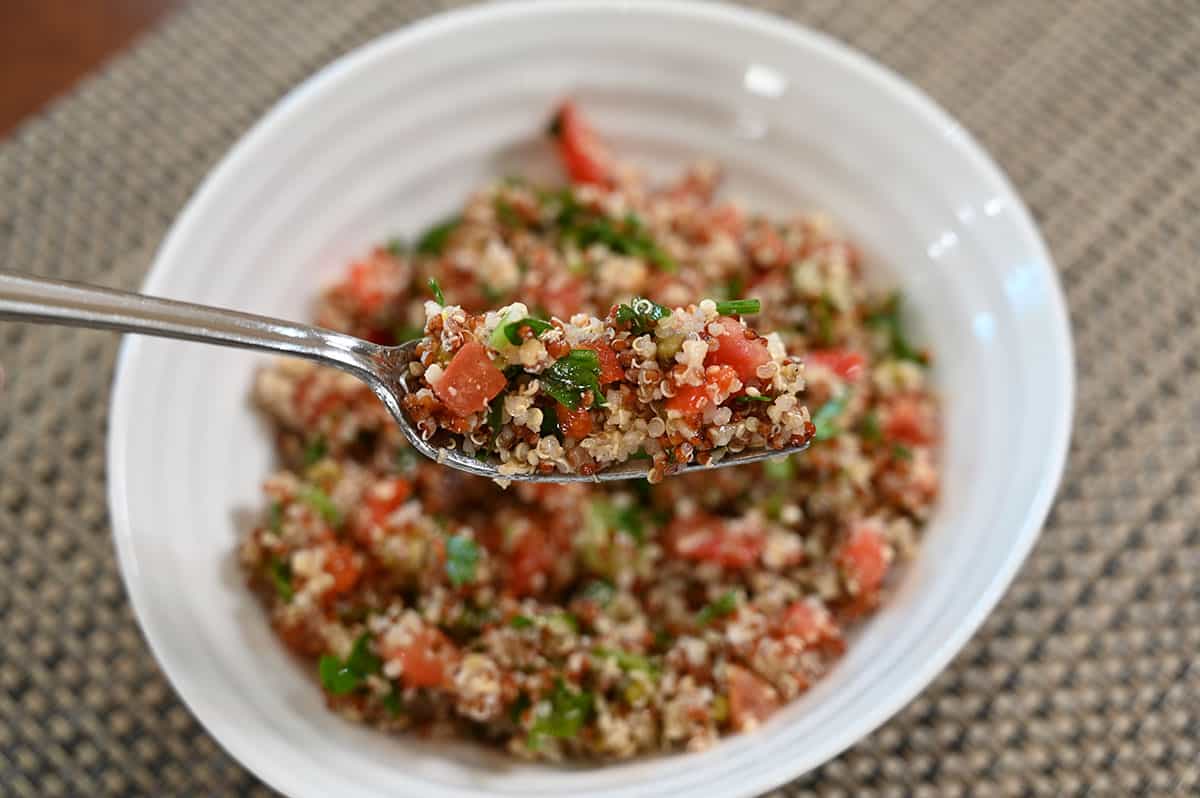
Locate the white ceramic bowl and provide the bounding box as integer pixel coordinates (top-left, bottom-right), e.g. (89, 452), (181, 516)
(107, 2), (1074, 796)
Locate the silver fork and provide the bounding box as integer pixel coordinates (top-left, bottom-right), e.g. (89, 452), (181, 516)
(0, 271), (807, 482)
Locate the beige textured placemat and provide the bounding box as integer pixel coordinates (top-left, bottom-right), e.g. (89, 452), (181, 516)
(1, 1), (1197, 795)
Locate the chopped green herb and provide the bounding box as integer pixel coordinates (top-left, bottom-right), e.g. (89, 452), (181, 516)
(501, 317), (553, 346)
(494, 197), (521, 228)
(736, 394), (774, 404)
(892, 444), (913, 461)
(318, 634), (381, 695)
(593, 647), (657, 674)
(555, 208), (674, 271)
(569, 214), (675, 270)
(427, 277), (446, 305)
(866, 293), (928, 365)
(385, 238), (406, 257)
(382, 687), (403, 717)
(267, 557), (293, 601)
(589, 498), (646, 544)
(614, 296), (670, 335)
(715, 298), (762, 316)
(624, 214), (676, 271)
(552, 612), (580, 634)
(528, 679), (594, 749)
(611, 504), (645, 544)
(318, 655), (357, 695)
(300, 486), (341, 526)
(653, 629), (675, 650)
(643, 245), (676, 272)
(858, 412), (882, 442)
(764, 492), (785, 521)
(579, 579), (615, 607)
(268, 501), (283, 534)
(415, 216), (461, 256)
(510, 615), (535, 629)
(541, 186), (579, 225)
(711, 694), (729, 724)
(454, 605), (496, 634)
(345, 633), (382, 675)
(487, 394), (505, 449)
(623, 679), (648, 704)
(540, 349), (606, 410)
(812, 393), (849, 441)
(763, 456), (795, 481)
(540, 403), (560, 438)
(813, 295), (836, 346)
(445, 535), (481, 587)
(696, 591), (738, 626)
(303, 436), (327, 467)
(510, 692), (531, 724)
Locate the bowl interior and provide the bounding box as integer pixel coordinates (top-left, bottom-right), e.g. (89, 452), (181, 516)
(107, 3), (1072, 797)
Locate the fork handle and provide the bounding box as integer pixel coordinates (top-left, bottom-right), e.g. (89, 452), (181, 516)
(0, 271), (383, 377)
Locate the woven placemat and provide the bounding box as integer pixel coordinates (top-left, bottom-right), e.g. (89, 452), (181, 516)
(1, 1), (1197, 795)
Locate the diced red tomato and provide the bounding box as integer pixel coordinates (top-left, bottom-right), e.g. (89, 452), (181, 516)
(364, 477), (413, 526)
(557, 403), (593, 439)
(836, 522), (890, 595)
(706, 317), (770, 382)
(666, 513), (765, 569)
(323, 544), (362, 596)
(346, 260), (386, 315)
(578, 341), (624, 384)
(341, 248), (406, 316)
(548, 100), (613, 186)
(386, 628), (456, 688)
(884, 395), (935, 446)
(727, 664), (781, 731)
(665, 364), (739, 416)
(776, 600), (845, 654)
(666, 384), (707, 415)
(508, 528), (558, 597)
(432, 340), (507, 416)
(806, 348), (866, 381)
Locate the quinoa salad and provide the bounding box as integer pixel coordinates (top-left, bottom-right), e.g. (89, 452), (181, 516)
(404, 294), (813, 481)
(240, 102), (940, 760)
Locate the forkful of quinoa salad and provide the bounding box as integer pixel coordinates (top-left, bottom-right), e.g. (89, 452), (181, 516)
(0, 271), (810, 484)
(396, 281), (813, 483)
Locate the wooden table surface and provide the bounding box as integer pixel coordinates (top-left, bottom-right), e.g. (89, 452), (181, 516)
(0, 0), (186, 137)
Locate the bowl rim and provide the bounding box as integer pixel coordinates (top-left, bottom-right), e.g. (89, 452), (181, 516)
(107, 1), (1075, 796)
